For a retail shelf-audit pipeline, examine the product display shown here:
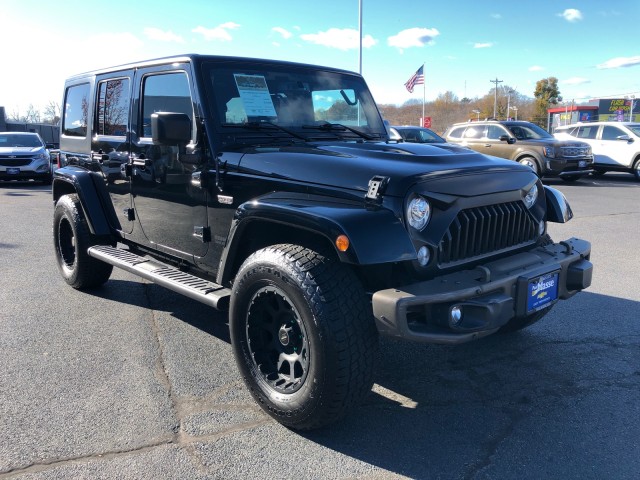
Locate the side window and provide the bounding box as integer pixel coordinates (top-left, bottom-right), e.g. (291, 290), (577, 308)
(463, 126), (484, 139)
(601, 125), (624, 141)
(63, 83), (90, 137)
(142, 72), (193, 138)
(577, 126), (597, 139)
(97, 78), (130, 136)
(485, 125), (506, 140)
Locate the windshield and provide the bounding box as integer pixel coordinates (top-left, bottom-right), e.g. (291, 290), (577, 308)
(0, 134), (44, 148)
(202, 62), (385, 139)
(507, 123), (553, 140)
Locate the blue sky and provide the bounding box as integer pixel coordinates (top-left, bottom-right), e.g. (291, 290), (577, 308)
(1, 0), (639, 115)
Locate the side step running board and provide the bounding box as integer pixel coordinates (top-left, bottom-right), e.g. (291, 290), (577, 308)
(88, 245), (231, 310)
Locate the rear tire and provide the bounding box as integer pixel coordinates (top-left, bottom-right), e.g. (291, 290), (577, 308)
(53, 194), (113, 289)
(230, 244), (378, 430)
(633, 158), (640, 181)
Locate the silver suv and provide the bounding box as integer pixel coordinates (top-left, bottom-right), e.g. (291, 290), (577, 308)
(443, 120), (593, 181)
(0, 132), (52, 184)
(554, 122), (640, 181)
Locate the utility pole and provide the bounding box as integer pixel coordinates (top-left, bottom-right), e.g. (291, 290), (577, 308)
(490, 77), (503, 118)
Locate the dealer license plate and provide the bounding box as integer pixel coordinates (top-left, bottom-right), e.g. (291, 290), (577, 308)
(579, 161), (587, 168)
(526, 271), (559, 313)
(6, 167), (20, 175)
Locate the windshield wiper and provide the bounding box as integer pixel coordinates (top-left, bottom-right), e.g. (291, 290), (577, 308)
(223, 121), (307, 141)
(302, 122), (377, 141)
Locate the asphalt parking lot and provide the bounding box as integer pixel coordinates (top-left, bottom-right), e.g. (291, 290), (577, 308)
(1, 173), (639, 479)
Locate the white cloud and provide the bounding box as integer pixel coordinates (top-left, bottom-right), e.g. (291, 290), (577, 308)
(597, 56), (640, 69)
(473, 42), (493, 49)
(559, 9), (583, 22)
(144, 27), (185, 43)
(562, 77), (590, 85)
(491, 13), (502, 19)
(529, 65), (544, 71)
(192, 22), (241, 42)
(272, 27), (292, 39)
(387, 27), (439, 51)
(300, 28), (377, 51)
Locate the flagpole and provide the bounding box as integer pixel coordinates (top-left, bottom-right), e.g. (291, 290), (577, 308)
(422, 63), (425, 126)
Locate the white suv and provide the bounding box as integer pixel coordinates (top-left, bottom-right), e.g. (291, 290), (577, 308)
(554, 122), (640, 181)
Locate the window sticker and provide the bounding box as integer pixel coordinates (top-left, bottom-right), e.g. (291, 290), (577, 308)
(233, 74), (277, 118)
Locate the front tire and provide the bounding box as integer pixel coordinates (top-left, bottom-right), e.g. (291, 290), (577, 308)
(518, 156), (540, 176)
(229, 244), (378, 430)
(53, 194), (113, 289)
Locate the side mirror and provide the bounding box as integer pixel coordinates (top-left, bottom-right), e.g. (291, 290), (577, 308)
(499, 135), (516, 144)
(151, 112), (191, 145)
(616, 135), (633, 142)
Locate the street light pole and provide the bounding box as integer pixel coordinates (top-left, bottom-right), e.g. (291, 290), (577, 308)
(472, 109), (480, 121)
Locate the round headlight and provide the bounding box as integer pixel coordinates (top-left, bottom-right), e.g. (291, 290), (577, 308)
(406, 196), (431, 231)
(523, 184), (538, 209)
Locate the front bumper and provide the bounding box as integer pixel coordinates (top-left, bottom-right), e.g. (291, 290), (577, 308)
(548, 158), (593, 177)
(372, 238), (592, 344)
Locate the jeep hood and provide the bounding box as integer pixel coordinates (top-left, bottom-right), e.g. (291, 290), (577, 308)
(237, 141), (537, 197)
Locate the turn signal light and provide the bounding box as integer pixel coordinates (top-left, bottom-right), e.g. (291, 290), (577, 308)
(335, 235), (350, 252)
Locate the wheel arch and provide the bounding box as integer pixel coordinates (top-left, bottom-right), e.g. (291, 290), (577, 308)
(52, 166), (120, 236)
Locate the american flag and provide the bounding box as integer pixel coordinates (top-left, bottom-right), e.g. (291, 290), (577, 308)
(404, 65), (424, 93)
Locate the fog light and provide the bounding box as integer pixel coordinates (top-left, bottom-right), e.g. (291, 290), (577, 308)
(417, 246), (430, 266)
(450, 306), (463, 326)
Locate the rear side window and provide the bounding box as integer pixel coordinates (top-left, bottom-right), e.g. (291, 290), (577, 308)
(463, 126), (483, 139)
(577, 126), (598, 139)
(63, 83), (90, 137)
(97, 78), (130, 136)
(141, 72), (193, 137)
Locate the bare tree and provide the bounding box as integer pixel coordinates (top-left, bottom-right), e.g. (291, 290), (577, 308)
(24, 104), (41, 123)
(43, 101), (61, 125)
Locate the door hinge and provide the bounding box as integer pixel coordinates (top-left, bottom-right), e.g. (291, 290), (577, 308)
(194, 226), (211, 242)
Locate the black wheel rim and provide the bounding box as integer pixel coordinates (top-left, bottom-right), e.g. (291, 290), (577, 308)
(246, 286), (309, 394)
(58, 217), (76, 269)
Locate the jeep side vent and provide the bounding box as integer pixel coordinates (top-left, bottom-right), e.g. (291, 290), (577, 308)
(438, 201), (537, 266)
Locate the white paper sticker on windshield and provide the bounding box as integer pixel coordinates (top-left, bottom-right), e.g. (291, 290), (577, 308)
(233, 74), (277, 118)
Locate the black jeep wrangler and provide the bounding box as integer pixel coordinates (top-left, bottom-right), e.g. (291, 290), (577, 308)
(53, 54), (593, 430)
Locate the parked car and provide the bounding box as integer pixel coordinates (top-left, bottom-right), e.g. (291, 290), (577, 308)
(53, 54), (593, 430)
(443, 120), (594, 181)
(0, 132), (52, 184)
(554, 122), (640, 180)
(393, 126), (447, 144)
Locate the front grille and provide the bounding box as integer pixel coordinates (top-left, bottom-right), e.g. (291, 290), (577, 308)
(438, 201), (537, 266)
(0, 157), (32, 167)
(560, 146), (590, 157)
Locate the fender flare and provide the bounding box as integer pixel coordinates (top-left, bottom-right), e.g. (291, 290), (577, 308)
(544, 185), (573, 223)
(52, 166), (120, 236)
(218, 192), (416, 280)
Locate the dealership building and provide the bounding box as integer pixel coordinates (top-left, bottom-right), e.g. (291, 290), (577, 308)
(549, 98), (638, 131)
